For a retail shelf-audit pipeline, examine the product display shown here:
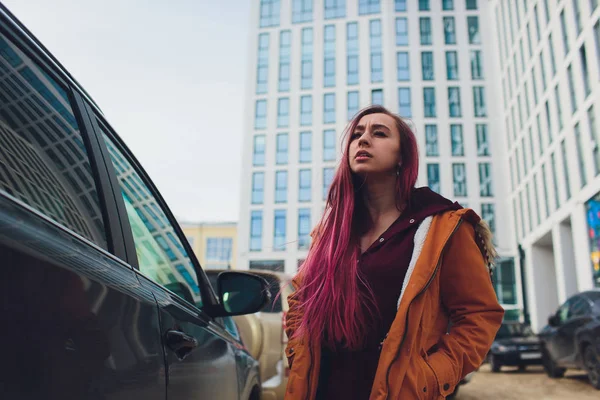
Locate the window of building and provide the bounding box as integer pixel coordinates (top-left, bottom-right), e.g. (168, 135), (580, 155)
(397, 51), (410, 81)
(301, 28), (313, 89)
(276, 133), (288, 165)
(299, 169), (312, 201)
(0, 39), (107, 248)
(442, 0), (453, 10)
(479, 163), (493, 196)
(539, 51), (548, 90)
(494, 258), (517, 304)
(398, 88), (412, 117)
(427, 163), (440, 193)
(444, 17), (456, 44)
(467, 16), (480, 44)
(451, 124), (464, 156)
(279, 30), (291, 92)
(347, 91), (359, 121)
(252, 172), (264, 204)
(421, 51), (434, 80)
(206, 238), (233, 264)
(423, 88), (436, 118)
(572, 0), (582, 36)
(275, 170), (288, 203)
(470, 50), (483, 80)
(453, 163), (467, 197)
(324, 0), (346, 19)
(419, 0), (430, 11)
(561, 140), (572, 200)
(466, 0), (477, 10)
(548, 33), (557, 77)
(551, 153), (561, 209)
(255, 99), (267, 129)
(371, 89), (383, 106)
(420, 17), (432, 45)
(298, 208), (311, 250)
(580, 45), (591, 97)
(481, 203), (495, 235)
(324, 93), (336, 124)
(395, 0), (407, 12)
(260, 0), (280, 27)
(370, 20), (383, 83)
(292, 0), (313, 23)
(323, 129), (336, 161)
(257, 33), (269, 94)
(545, 101), (553, 143)
(534, 5), (541, 41)
(473, 86), (487, 117)
(477, 124), (490, 156)
(250, 210), (262, 251)
(574, 123), (587, 187)
(446, 51), (459, 80)
(300, 95), (312, 126)
(526, 23), (533, 58)
(277, 98), (289, 128)
(323, 167), (334, 200)
(273, 210), (287, 250)
(299, 131), (312, 163)
(359, 0), (380, 15)
(589, 105), (600, 176)
(425, 125), (439, 156)
(396, 17), (409, 46)
(533, 174), (541, 226)
(253, 135), (266, 166)
(541, 164), (550, 217)
(595, 23), (600, 78)
(567, 65), (577, 114)
(347, 22), (359, 85)
(554, 85), (564, 132)
(448, 87), (462, 117)
(324, 25), (336, 87)
(560, 11), (569, 55)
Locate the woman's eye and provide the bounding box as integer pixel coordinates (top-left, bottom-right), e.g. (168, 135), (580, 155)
(374, 131), (386, 137)
(351, 133), (361, 140)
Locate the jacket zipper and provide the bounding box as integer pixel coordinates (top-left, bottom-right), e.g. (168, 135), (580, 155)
(383, 220), (463, 399)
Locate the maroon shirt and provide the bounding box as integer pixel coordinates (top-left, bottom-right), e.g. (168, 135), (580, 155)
(316, 188), (461, 400)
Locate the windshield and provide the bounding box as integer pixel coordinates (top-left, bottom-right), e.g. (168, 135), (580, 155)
(495, 323), (534, 339)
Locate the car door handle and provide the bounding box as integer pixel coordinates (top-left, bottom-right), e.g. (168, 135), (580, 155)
(165, 329), (198, 361)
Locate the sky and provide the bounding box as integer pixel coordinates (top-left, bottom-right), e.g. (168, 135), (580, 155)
(3, 0), (251, 223)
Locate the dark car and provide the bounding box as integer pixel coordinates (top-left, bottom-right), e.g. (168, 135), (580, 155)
(488, 321), (543, 372)
(538, 290), (600, 390)
(0, 3), (269, 399)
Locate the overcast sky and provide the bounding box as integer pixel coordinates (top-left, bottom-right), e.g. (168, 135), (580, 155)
(4, 0), (251, 223)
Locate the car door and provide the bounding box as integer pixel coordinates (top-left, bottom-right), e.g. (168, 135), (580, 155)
(95, 122), (245, 400)
(554, 296), (592, 366)
(544, 298), (571, 362)
(0, 23), (166, 400)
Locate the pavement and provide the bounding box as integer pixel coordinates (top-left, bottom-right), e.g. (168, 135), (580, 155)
(456, 364), (598, 399)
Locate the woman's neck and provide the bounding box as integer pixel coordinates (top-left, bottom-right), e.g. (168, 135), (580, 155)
(361, 175), (402, 225)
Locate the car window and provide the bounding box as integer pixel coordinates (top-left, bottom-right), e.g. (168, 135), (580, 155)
(495, 323), (533, 339)
(557, 300), (571, 324)
(568, 297), (591, 319)
(0, 32), (107, 249)
(100, 128), (203, 308)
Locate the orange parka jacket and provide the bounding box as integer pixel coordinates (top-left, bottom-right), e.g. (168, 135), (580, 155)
(284, 208), (504, 400)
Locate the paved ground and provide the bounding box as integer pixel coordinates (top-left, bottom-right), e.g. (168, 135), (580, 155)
(456, 364), (598, 399)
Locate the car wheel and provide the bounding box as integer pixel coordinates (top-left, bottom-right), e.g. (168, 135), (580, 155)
(542, 349), (566, 378)
(582, 345), (600, 390)
(490, 354), (501, 373)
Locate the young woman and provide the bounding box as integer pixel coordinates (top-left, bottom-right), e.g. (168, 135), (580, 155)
(284, 106), (503, 400)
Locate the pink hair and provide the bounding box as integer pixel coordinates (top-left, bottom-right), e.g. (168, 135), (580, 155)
(293, 105), (419, 350)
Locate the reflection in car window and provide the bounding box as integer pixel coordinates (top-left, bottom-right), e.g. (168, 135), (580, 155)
(0, 32), (107, 248)
(101, 130), (202, 307)
(568, 297), (591, 319)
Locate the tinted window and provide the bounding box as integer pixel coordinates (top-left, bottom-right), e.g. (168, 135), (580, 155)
(0, 32), (107, 248)
(568, 297), (591, 318)
(101, 128), (203, 307)
(495, 323), (534, 339)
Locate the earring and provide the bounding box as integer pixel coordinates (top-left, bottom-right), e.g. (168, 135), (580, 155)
(396, 165), (401, 176)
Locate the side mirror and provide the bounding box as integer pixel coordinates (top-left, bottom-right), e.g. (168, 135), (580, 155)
(548, 315), (559, 327)
(214, 272), (270, 317)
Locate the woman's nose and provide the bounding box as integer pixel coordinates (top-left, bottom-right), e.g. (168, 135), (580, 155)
(358, 133), (370, 146)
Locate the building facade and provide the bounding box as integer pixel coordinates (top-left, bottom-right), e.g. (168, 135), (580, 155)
(489, 0), (600, 330)
(238, 0), (519, 315)
(181, 222), (237, 270)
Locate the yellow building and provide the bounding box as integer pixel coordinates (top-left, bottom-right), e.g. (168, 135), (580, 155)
(180, 221), (238, 270)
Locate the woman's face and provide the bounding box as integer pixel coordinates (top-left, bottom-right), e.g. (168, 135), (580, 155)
(348, 113), (401, 177)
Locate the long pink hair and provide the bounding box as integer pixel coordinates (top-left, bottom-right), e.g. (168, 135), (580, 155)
(293, 105), (419, 350)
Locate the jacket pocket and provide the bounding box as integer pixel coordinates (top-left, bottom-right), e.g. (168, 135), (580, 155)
(418, 355), (440, 399)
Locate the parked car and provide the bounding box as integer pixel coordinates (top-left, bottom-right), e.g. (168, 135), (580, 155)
(487, 321), (543, 372)
(0, 3), (270, 399)
(206, 269), (295, 400)
(538, 289), (600, 390)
